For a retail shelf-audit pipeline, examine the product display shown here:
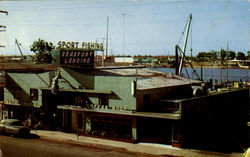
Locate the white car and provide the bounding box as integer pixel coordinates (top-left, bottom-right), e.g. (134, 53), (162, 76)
(0, 119), (30, 137)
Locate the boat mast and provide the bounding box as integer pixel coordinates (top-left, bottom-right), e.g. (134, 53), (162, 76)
(105, 16), (109, 59)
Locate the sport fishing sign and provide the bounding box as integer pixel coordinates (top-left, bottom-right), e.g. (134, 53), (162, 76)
(57, 41), (104, 51)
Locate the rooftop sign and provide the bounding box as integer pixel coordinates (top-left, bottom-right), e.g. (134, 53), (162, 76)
(60, 49), (94, 66)
(57, 41), (104, 51)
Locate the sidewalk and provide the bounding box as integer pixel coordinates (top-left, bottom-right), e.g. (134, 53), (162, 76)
(32, 130), (243, 157)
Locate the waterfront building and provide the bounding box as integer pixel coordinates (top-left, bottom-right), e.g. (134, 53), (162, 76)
(0, 47), (248, 152)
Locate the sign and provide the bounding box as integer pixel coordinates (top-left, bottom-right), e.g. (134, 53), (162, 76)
(60, 49), (94, 66)
(57, 41), (104, 51)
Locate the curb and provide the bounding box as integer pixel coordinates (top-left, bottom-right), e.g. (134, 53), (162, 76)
(32, 130), (244, 157)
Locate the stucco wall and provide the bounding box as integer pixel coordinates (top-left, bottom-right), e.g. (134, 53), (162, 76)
(4, 74), (42, 107)
(94, 75), (137, 110)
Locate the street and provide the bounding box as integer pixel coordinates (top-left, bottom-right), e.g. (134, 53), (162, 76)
(0, 134), (158, 157)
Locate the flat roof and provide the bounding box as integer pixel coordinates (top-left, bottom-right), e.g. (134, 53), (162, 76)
(1, 63), (58, 73)
(100, 68), (202, 90)
(96, 65), (146, 69)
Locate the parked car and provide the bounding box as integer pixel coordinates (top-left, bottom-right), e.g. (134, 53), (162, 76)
(0, 119), (30, 137)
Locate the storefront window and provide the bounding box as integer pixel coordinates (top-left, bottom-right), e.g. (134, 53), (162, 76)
(91, 117), (132, 140)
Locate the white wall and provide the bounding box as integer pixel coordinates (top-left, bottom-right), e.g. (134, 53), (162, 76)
(114, 57), (134, 63)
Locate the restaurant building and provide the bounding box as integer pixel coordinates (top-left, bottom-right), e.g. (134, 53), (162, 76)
(0, 46), (248, 151)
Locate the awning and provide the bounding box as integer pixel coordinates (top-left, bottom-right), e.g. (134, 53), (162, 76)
(39, 87), (113, 95)
(58, 105), (181, 120)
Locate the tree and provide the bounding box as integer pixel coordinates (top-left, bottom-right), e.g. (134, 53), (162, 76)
(207, 51), (217, 61)
(209, 50), (218, 60)
(30, 38), (55, 63)
(196, 52), (207, 62)
(228, 51), (236, 60)
(219, 49), (227, 60)
(236, 52), (246, 60)
(197, 52), (206, 58)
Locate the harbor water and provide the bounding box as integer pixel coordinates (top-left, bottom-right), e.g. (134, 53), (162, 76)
(154, 67), (249, 83)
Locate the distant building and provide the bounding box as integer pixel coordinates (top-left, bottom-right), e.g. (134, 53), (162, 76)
(114, 57), (134, 63)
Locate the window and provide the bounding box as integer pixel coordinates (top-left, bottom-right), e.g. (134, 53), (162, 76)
(30, 88), (38, 101)
(14, 87), (21, 99)
(143, 94), (151, 111)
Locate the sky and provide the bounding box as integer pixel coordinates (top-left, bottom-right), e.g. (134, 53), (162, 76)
(0, 0), (249, 56)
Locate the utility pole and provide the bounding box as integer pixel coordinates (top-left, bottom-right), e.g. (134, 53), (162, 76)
(105, 16), (109, 59)
(0, 25), (6, 28)
(0, 10), (8, 48)
(99, 38), (105, 67)
(122, 13), (126, 56)
(0, 10), (8, 15)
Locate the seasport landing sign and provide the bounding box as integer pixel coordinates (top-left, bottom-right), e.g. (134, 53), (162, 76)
(60, 50), (94, 65)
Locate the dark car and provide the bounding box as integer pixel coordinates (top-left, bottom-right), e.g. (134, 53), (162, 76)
(0, 119), (30, 137)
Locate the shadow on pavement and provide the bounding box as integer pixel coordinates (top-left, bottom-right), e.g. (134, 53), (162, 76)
(22, 133), (40, 139)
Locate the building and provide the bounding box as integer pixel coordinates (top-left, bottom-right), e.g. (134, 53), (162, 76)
(0, 48), (248, 152)
(114, 57), (134, 63)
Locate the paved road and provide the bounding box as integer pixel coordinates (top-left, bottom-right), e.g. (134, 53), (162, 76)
(0, 134), (159, 157)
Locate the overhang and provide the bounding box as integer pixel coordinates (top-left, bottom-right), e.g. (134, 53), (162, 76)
(57, 105), (181, 120)
(39, 87), (113, 95)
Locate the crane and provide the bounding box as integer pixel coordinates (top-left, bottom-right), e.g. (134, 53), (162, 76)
(15, 38), (25, 61)
(176, 14), (192, 75)
(175, 14), (200, 80)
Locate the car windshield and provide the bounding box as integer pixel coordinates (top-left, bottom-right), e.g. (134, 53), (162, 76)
(11, 121), (24, 126)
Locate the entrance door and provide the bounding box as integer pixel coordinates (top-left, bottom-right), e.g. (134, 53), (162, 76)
(77, 113), (83, 129)
(63, 110), (72, 132)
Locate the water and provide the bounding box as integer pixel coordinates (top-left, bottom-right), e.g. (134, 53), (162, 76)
(154, 67), (249, 83)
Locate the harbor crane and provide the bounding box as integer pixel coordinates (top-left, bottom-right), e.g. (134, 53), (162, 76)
(175, 14), (200, 80)
(15, 38), (25, 61)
